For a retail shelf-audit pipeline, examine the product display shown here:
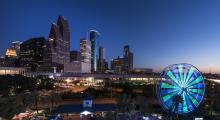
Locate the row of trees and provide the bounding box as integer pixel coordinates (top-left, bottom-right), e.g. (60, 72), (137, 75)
(0, 91), (62, 119)
(0, 75), (54, 96)
(0, 75), (59, 119)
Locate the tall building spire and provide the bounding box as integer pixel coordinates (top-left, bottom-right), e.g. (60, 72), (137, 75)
(57, 15), (69, 37)
(57, 15), (70, 63)
(43, 16), (70, 72)
(48, 23), (60, 46)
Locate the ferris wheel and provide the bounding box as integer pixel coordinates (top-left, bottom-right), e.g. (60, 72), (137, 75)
(156, 63), (205, 115)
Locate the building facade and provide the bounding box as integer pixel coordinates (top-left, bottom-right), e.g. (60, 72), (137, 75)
(2, 41), (22, 67)
(89, 30), (100, 72)
(123, 45), (133, 72)
(5, 48), (17, 58)
(133, 68), (153, 74)
(43, 16), (70, 72)
(80, 38), (91, 64)
(64, 38), (91, 73)
(64, 61), (91, 73)
(111, 45), (133, 73)
(111, 56), (124, 73)
(4, 48), (19, 67)
(11, 41), (22, 58)
(20, 37), (46, 71)
(70, 50), (81, 62)
(0, 56), (4, 66)
(0, 67), (25, 75)
(97, 46), (108, 72)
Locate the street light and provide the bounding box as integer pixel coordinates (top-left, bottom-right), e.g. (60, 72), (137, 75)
(65, 78), (71, 83)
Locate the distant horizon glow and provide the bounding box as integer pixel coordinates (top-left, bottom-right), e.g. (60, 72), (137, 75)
(154, 65), (220, 74)
(0, 0), (220, 73)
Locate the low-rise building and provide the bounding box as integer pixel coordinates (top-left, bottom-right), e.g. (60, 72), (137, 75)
(64, 61), (91, 73)
(133, 68), (153, 74)
(0, 67), (25, 75)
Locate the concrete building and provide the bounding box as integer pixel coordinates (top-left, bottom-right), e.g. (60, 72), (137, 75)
(64, 38), (91, 73)
(80, 38), (91, 64)
(133, 68), (153, 74)
(0, 67), (25, 75)
(64, 61), (91, 73)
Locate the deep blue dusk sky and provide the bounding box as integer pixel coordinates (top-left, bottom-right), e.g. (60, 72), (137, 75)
(1, 0), (220, 73)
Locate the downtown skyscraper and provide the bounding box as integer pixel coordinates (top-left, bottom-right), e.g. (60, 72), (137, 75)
(97, 46), (108, 72)
(111, 45), (133, 73)
(80, 38), (91, 64)
(20, 37), (46, 71)
(89, 30), (100, 72)
(64, 37), (91, 73)
(123, 45), (133, 71)
(43, 16), (70, 72)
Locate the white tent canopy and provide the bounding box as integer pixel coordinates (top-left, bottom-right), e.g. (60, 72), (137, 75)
(80, 110), (93, 116)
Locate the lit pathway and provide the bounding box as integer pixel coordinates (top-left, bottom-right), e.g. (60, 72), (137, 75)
(206, 78), (220, 84)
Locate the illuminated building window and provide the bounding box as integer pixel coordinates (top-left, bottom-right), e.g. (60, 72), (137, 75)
(5, 48), (17, 57)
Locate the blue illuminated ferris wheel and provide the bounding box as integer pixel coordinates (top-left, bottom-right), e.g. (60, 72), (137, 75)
(156, 63), (205, 115)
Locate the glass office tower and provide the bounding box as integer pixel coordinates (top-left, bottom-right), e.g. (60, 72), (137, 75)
(89, 30), (100, 72)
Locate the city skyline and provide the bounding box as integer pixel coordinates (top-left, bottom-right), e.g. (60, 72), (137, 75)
(1, 0), (220, 73)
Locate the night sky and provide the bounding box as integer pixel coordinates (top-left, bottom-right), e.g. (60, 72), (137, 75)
(1, 0), (220, 73)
